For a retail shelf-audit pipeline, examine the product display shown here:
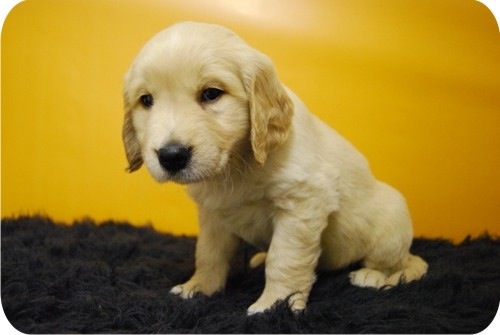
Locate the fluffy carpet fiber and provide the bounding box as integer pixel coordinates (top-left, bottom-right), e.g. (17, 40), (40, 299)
(1, 216), (499, 333)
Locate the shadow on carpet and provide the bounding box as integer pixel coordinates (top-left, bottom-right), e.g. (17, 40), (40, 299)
(1, 216), (499, 333)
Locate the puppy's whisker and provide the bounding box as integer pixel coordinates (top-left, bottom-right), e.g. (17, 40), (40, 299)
(222, 163), (235, 196)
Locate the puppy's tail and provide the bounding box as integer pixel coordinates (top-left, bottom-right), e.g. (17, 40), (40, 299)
(386, 253), (428, 286)
(249, 251), (267, 269)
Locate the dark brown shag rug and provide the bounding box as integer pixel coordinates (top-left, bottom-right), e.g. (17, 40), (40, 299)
(1, 216), (499, 333)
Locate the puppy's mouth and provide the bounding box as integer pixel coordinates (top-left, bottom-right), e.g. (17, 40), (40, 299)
(163, 170), (205, 185)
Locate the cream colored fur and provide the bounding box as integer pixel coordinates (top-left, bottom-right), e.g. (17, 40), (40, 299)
(122, 21), (428, 314)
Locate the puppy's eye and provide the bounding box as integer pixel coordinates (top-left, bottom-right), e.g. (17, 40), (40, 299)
(201, 88), (223, 103)
(140, 94), (154, 108)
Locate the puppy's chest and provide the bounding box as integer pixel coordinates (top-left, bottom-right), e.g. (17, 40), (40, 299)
(218, 199), (274, 250)
(190, 184), (275, 250)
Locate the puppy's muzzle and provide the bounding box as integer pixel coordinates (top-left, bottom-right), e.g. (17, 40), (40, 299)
(156, 143), (192, 173)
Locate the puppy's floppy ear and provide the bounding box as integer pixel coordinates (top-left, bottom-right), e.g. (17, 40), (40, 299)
(122, 94), (143, 172)
(244, 52), (294, 165)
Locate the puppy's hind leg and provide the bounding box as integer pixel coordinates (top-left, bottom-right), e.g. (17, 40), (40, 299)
(385, 253), (428, 286)
(349, 252), (428, 289)
(350, 182), (428, 289)
(249, 251), (267, 269)
(349, 267), (388, 289)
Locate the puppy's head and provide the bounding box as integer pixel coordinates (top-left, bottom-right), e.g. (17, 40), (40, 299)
(122, 21), (293, 183)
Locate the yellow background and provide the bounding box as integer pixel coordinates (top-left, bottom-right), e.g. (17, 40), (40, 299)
(2, 0), (499, 241)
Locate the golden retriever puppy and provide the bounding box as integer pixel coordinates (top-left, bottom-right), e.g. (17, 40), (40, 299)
(122, 21), (428, 314)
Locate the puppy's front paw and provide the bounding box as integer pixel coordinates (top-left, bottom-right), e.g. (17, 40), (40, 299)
(170, 278), (223, 299)
(247, 297), (276, 315)
(170, 284), (195, 299)
(247, 291), (306, 315)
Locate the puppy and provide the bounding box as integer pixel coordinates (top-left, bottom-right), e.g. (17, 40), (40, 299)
(122, 21), (428, 314)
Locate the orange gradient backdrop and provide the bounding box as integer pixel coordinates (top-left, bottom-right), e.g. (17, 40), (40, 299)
(2, 0), (500, 241)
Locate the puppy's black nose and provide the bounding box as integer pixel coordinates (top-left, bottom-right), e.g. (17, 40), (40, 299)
(157, 143), (191, 173)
